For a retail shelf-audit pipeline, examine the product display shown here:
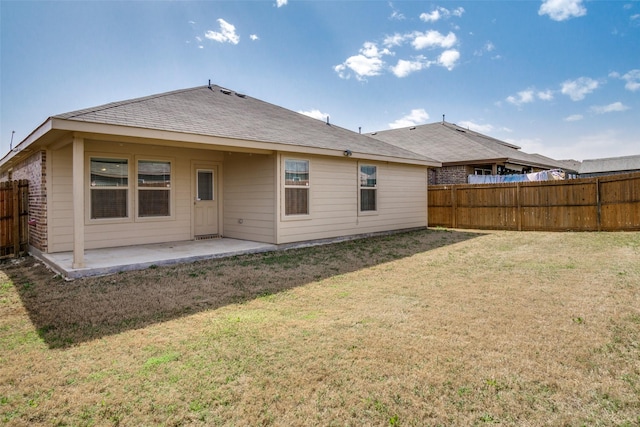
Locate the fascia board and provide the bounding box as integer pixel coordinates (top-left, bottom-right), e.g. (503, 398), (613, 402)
(0, 119), (53, 170)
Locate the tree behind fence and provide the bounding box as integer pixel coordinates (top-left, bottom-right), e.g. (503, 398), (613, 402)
(0, 180), (29, 258)
(428, 172), (640, 231)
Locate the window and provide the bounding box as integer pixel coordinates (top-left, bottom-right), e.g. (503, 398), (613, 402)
(90, 158), (128, 219)
(474, 167), (492, 175)
(138, 160), (171, 217)
(197, 170), (214, 201)
(359, 164), (377, 212)
(284, 159), (309, 215)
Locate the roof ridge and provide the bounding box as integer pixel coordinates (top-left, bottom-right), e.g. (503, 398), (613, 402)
(443, 122), (522, 150)
(582, 154), (640, 162)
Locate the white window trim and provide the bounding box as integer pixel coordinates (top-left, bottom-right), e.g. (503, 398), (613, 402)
(196, 169), (215, 202)
(86, 154), (132, 225)
(358, 162), (379, 216)
(281, 157), (312, 221)
(135, 156), (176, 222)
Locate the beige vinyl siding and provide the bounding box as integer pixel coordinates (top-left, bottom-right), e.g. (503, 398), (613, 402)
(49, 144), (73, 252)
(276, 154), (427, 244)
(223, 153), (276, 243)
(48, 138), (224, 252)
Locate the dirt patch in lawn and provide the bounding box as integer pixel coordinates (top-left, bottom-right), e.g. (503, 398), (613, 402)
(1, 229), (639, 426)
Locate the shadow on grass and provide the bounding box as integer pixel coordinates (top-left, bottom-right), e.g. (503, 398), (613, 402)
(3, 228), (484, 349)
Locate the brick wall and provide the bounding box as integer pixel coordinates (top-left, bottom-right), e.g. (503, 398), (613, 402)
(434, 165), (471, 185)
(9, 151), (47, 252)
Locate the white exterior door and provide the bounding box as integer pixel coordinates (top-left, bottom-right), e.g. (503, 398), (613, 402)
(194, 167), (218, 237)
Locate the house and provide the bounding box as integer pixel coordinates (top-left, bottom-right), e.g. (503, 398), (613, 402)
(369, 121), (573, 184)
(0, 84), (440, 270)
(577, 154), (640, 178)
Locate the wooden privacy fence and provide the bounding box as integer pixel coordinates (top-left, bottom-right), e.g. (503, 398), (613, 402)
(1, 180), (29, 258)
(428, 172), (640, 231)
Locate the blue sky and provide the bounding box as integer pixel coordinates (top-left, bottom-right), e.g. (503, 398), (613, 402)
(1, 0), (639, 161)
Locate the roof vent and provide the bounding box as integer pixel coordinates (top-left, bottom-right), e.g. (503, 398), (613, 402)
(220, 89), (232, 95)
(456, 128), (466, 133)
(235, 92), (246, 98)
(409, 126), (416, 130)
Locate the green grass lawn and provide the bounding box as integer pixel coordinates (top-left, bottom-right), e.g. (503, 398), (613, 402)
(1, 229), (639, 426)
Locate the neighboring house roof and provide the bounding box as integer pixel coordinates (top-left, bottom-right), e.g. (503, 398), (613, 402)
(1, 85), (440, 169)
(578, 154), (640, 174)
(369, 121), (570, 170)
(556, 159), (582, 173)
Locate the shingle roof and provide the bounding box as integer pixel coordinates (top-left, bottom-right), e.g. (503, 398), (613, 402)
(53, 85), (437, 165)
(369, 121), (568, 169)
(579, 154), (640, 174)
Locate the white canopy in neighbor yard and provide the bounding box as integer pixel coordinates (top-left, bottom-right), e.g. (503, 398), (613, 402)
(468, 169), (566, 184)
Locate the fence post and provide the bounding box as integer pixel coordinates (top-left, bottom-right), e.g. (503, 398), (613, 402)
(451, 186), (457, 228)
(516, 183), (522, 231)
(12, 181), (20, 256)
(596, 178), (601, 232)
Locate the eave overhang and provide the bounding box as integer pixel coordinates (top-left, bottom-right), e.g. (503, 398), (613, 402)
(1, 118), (441, 172)
(442, 157), (563, 170)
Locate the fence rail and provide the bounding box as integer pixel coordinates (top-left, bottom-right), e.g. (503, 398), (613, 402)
(428, 172), (640, 231)
(1, 180), (29, 258)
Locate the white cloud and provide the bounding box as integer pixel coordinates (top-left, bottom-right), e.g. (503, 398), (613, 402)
(506, 88), (553, 105)
(615, 69), (640, 91)
(204, 19), (240, 45)
(506, 89), (535, 106)
(390, 57), (430, 78)
(383, 33), (406, 47)
(474, 41), (498, 58)
(250, 34), (259, 41)
(537, 90), (554, 101)
(388, 2), (405, 20)
(451, 7), (465, 17)
(276, 0), (287, 7)
(590, 102), (629, 114)
(419, 6), (465, 22)
(457, 121), (494, 133)
(420, 9), (443, 23)
(298, 109), (330, 121)
(564, 114), (584, 122)
(361, 42), (392, 58)
(561, 77), (599, 101)
(539, 0), (586, 21)
(388, 109), (430, 129)
(412, 31), (457, 50)
(437, 49), (460, 70)
(390, 10), (405, 20)
(334, 42), (391, 81)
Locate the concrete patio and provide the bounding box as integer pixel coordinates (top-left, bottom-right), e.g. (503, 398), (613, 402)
(35, 238), (277, 279)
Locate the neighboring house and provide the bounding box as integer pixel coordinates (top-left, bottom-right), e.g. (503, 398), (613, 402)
(0, 84), (440, 268)
(369, 121), (573, 185)
(578, 154), (640, 178)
